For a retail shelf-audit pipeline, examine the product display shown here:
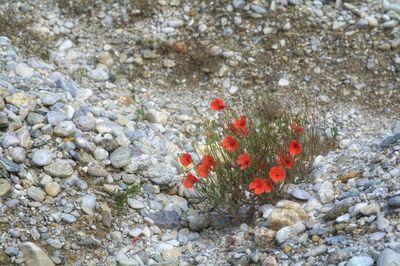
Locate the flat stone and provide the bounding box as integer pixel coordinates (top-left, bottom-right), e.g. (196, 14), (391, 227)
(87, 165), (108, 177)
(388, 196), (400, 208)
(19, 242), (54, 266)
(110, 146), (132, 168)
(0, 156), (21, 172)
(377, 248), (400, 266)
(44, 161), (73, 178)
(0, 179), (11, 197)
(276, 222), (306, 244)
(15, 63), (33, 78)
(80, 195), (96, 215)
(318, 181), (335, 203)
(61, 213), (77, 223)
(27, 186), (46, 202)
(32, 149), (53, 166)
(54, 121), (77, 137)
(127, 198), (145, 209)
(347, 256), (374, 266)
(145, 210), (180, 229)
(46, 111), (65, 126)
(188, 211), (212, 232)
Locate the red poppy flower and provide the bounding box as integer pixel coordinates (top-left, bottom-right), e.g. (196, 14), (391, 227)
(269, 166), (286, 183)
(249, 178), (272, 195)
(288, 140), (302, 157)
(182, 173), (198, 189)
(278, 153), (295, 169)
(233, 115), (246, 130)
(210, 98), (226, 111)
(236, 153), (252, 170)
(290, 123), (304, 134)
(222, 136), (239, 152)
(201, 155), (216, 170)
(197, 164), (209, 178)
(179, 153), (192, 166)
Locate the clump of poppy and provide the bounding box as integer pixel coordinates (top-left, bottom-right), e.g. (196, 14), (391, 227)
(289, 139), (302, 157)
(210, 98), (226, 111)
(222, 135), (239, 152)
(236, 153), (252, 170)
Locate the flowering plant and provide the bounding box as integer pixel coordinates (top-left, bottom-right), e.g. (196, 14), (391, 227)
(179, 96), (319, 215)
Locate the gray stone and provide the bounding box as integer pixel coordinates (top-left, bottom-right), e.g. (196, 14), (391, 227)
(388, 196), (400, 208)
(32, 149), (53, 166)
(0, 156), (21, 172)
(61, 213), (77, 223)
(27, 112), (45, 125)
(87, 165), (108, 177)
(28, 186), (46, 202)
(145, 210), (180, 229)
(54, 121), (77, 137)
(19, 242), (54, 266)
(93, 147), (108, 160)
(5, 247), (19, 256)
(89, 68), (109, 82)
(127, 198), (145, 209)
(377, 248), (400, 266)
(8, 147), (26, 163)
(2, 132), (20, 148)
(276, 222), (306, 244)
(44, 161), (73, 178)
(42, 93), (60, 106)
(347, 256), (374, 266)
(318, 181), (334, 203)
(56, 79), (77, 98)
(290, 188), (311, 201)
(116, 252), (138, 266)
(46, 111), (66, 126)
(80, 195), (96, 215)
(188, 211), (212, 232)
(250, 4), (266, 14)
(380, 132), (400, 149)
(74, 115), (95, 132)
(15, 63), (33, 78)
(306, 245), (327, 257)
(360, 202), (380, 216)
(110, 146), (132, 168)
(232, 0), (246, 9)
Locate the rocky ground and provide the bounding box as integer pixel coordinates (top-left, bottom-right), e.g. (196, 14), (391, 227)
(0, 0), (399, 265)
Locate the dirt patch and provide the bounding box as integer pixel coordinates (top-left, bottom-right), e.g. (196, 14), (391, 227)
(0, 6), (53, 60)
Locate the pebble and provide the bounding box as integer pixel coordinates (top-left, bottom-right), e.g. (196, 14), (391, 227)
(0, 179), (11, 197)
(54, 121), (77, 137)
(44, 161), (74, 178)
(45, 182), (61, 197)
(276, 222), (306, 244)
(377, 248), (400, 266)
(14, 63), (33, 78)
(31, 149), (53, 166)
(8, 147), (26, 163)
(27, 186), (46, 202)
(318, 181), (334, 203)
(110, 146), (132, 168)
(127, 198), (145, 209)
(347, 256), (374, 266)
(80, 195), (96, 215)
